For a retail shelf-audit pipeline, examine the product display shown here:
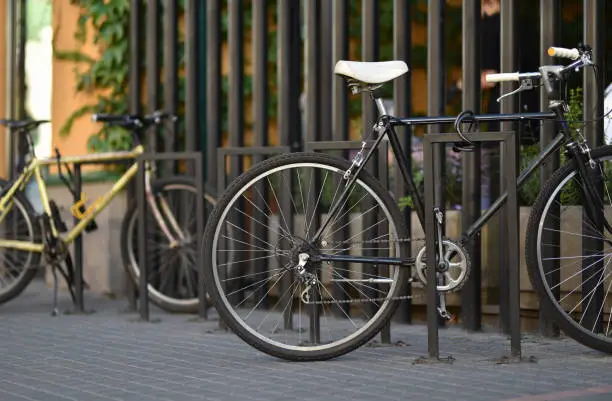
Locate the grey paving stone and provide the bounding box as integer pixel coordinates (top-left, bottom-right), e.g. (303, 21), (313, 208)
(2, 280), (612, 401)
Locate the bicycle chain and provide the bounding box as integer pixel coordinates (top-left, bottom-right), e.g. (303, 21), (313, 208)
(302, 236), (427, 305)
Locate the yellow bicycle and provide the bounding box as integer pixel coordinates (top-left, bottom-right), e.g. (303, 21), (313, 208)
(0, 112), (214, 314)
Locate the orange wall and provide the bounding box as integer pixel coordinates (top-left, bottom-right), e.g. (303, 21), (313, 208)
(51, 1), (101, 166)
(0, 3), (7, 178)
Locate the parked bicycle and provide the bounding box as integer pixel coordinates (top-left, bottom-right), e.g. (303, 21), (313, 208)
(202, 44), (612, 361)
(0, 111), (212, 314)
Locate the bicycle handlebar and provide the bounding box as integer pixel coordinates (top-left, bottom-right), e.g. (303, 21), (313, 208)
(484, 45), (592, 93)
(92, 110), (177, 128)
(547, 46), (580, 60)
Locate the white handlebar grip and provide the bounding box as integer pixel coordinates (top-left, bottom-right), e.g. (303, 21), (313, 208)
(485, 72), (520, 83)
(547, 47), (580, 60)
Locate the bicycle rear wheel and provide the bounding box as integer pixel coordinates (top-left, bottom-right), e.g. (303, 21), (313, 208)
(202, 152), (409, 361)
(121, 176), (215, 313)
(526, 145), (612, 352)
(0, 180), (41, 305)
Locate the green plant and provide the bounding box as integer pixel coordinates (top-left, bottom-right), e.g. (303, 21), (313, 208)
(54, 0), (133, 153)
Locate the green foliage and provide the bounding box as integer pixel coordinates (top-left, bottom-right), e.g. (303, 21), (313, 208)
(54, 0), (133, 153)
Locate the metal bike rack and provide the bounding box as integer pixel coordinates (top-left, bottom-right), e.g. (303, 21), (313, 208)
(136, 152), (205, 321)
(66, 159), (133, 314)
(423, 131), (520, 360)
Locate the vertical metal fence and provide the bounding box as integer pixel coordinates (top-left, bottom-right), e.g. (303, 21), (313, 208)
(118, 0), (610, 339)
(2, 0), (606, 340)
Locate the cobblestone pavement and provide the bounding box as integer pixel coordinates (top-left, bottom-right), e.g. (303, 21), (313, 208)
(2, 280), (612, 401)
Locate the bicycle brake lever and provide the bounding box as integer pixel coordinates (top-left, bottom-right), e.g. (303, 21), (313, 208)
(497, 78), (534, 103)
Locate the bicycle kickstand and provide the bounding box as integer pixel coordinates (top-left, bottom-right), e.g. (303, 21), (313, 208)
(50, 263), (60, 316)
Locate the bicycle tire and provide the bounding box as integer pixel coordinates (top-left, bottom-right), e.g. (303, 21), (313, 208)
(526, 145), (612, 353)
(0, 179), (42, 305)
(202, 152), (409, 361)
(121, 176), (215, 313)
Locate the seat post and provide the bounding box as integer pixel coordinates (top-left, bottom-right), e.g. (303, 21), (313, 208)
(373, 95), (387, 116)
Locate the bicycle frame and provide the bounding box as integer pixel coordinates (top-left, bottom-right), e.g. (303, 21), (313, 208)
(0, 145), (144, 253)
(313, 95), (579, 267)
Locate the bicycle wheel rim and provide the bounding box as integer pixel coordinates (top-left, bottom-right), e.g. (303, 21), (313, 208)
(535, 152), (612, 345)
(210, 158), (405, 354)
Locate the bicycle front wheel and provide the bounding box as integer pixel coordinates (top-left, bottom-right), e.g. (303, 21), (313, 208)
(202, 152), (409, 361)
(526, 145), (612, 353)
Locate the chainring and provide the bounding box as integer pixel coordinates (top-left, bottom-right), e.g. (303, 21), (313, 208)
(414, 239), (471, 293)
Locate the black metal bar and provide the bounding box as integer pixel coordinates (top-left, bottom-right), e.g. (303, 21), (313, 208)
(581, 0), (605, 333)
(460, 0), (481, 332)
(194, 153), (206, 319)
(428, 0), (449, 333)
(305, 0), (321, 343)
(277, 0), (299, 330)
(229, 0), (244, 158)
(253, 0), (268, 147)
(129, 0), (142, 117)
(127, 0), (143, 308)
(427, 0), (445, 243)
(146, 0), (160, 153)
(306, 0), (321, 143)
(362, 0), (380, 326)
(251, 0), (269, 310)
(505, 131), (521, 359)
(319, 0), (332, 142)
(185, 0), (200, 154)
(396, 112), (557, 126)
(136, 159), (149, 321)
(538, 0), (560, 338)
(331, 0), (350, 317)
(206, 0), (221, 191)
(393, 0), (412, 324)
(423, 135), (438, 360)
(163, 0), (178, 168)
(72, 163), (84, 312)
(497, 0), (515, 336)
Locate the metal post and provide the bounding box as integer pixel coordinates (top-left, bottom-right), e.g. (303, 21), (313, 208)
(581, 0), (605, 333)
(393, 0), (412, 324)
(362, 0), (382, 331)
(460, 0), (482, 332)
(331, 0), (350, 317)
(538, 0), (560, 337)
(427, 0), (446, 329)
(72, 163), (84, 312)
(126, 0), (143, 308)
(206, 0), (221, 192)
(185, 0), (200, 154)
(251, 0), (269, 308)
(277, 0), (299, 330)
(137, 159), (150, 322)
(306, 0), (321, 143)
(146, 0), (159, 152)
(163, 0), (178, 169)
(423, 136), (438, 360)
(319, 1), (332, 142)
(498, 0), (516, 335)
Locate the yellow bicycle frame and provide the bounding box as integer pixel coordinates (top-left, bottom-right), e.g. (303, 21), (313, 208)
(0, 145), (145, 253)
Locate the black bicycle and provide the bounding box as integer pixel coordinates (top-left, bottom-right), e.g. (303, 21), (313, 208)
(202, 45), (612, 361)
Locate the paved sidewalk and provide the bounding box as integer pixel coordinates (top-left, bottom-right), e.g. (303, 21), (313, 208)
(1, 280), (611, 401)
